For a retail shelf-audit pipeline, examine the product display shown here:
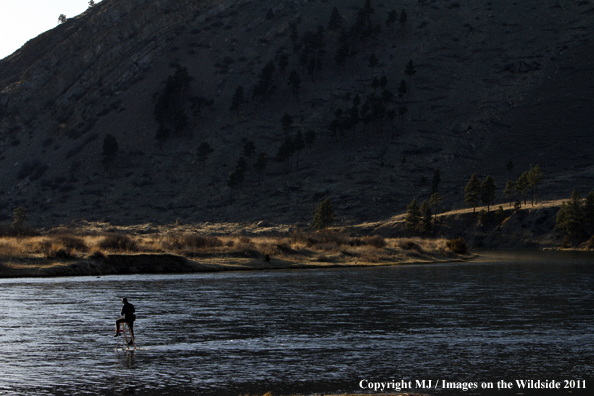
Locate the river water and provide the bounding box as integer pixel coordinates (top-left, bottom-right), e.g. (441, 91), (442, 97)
(0, 251), (593, 396)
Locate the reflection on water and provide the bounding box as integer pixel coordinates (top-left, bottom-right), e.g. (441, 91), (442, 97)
(0, 253), (593, 395)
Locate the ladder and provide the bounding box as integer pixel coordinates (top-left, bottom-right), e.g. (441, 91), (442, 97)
(116, 322), (136, 351)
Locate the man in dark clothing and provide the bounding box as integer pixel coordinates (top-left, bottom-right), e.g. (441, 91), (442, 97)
(114, 297), (136, 344)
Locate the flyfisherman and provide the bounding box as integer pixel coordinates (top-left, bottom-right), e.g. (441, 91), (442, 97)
(114, 297), (136, 345)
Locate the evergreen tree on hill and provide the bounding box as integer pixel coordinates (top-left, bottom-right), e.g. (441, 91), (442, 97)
(420, 200), (432, 233)
(585, 192), (594, 235)
(516, 171), (529, 206)
(404, 60), (416, 97)
(288, 70), (301, 102)
(294, 130), (305, 170)
(313, 199), (336, 230)
(556, 190), (584, 239)
(230, 85), (245, 114)
(464, 173), (481, 213)
(253, 153), (268, 186)
(197, 142), (214, 173)
(429, 192), (443, 223)
(252, 61), (277, 100)
(528, 164), (543, 205)
(503, 180), (516, 208)
(154, 67), (191, 135)
(328, 7), (342, 31)
(405, 198), (421, 232)
(506, 160), (514, 179)
(278, 53), (289, 75)
(480, 175), (497, 212)
(242, 140), (256, 168)
(12, 207), (28, 229)
(386, 9), (397, 32)
(399, 9), (408, 33)
(281, 113), (294, 138)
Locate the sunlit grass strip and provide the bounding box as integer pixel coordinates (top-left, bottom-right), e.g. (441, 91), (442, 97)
(0, 227), (463, 263)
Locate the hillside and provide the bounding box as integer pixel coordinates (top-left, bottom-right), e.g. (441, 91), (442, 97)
(1, 0), (594, 228)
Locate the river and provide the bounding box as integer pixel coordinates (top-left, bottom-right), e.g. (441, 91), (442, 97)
(0, 251), (592, 395)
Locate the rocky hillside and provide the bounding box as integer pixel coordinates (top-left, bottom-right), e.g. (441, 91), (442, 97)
(1, 0), (594, 227)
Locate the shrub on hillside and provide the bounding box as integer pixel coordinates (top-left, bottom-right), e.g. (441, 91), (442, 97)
(397, 239), (422, 251)
(53, 235), (87, 251)
(163, 233), (223, 250)
(446, 237), (467, 254)
(362, 235), (387, 248)
(98, 233), (138, 252)
(0, 224), (40, 238)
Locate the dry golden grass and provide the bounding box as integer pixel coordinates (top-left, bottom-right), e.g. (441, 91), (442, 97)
(0, 224), (467, 267)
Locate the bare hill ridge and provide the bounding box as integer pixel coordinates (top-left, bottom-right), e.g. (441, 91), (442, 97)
(1, 0), (593, 227)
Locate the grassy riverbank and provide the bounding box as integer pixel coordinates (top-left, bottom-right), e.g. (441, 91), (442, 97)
(0, 222), (470, 278)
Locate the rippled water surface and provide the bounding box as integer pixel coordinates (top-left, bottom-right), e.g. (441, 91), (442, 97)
(1, 252), (593, 395)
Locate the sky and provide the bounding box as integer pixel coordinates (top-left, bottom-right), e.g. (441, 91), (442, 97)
(0, 0), (94, 59)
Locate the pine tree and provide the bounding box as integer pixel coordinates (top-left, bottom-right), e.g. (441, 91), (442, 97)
(154, 67), (191, 134)
(506, 160), (514, 179)
(281, 113), (294, 138)
(242, 140), (256, 168)
(405, 199), (421, 232)
(236, 156), (248, 173)
(294, 130), (305, 170)
(155, 124), (171, 148)
(398, 79), (408, 99)
(429, 192), (444, 223)
(313, 199), (336, 230)
(335, 42), (350, 69)
(556, 190), (584, 238)
(363, 0), (374, 17)
(528, 164), (543, 205)
(404, 60), (416, 97)
(480, 175), (497, 212)
(328, 7), (342, 30)
(227, 170), (241, 198)
(399, 9), (407, 32)
(516, 171), (529, 206)
(230, 85), (245, 114)
(265, 8), (275, 20)
(197, 142), (214, 173)
(398, 105), (408, 135)
(278, 53), (289, 75)
(253, 153), (268, 186)
(276, 137), (295, 173)
(464, 173), (481, 213)
(585, 191), (594, 235)
(503, 180), (516, 208)
(12, 207), (28, 229)
(252, 61), (277, 100)
(288, 70), (301, 102)
(386, 9), (397, 32)
(420, 200), (432, 233)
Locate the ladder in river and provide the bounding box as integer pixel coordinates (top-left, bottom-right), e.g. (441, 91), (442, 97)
(115, 322), (136, 352)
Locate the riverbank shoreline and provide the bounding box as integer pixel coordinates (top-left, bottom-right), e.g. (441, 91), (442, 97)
(0, 251), (475, 278)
